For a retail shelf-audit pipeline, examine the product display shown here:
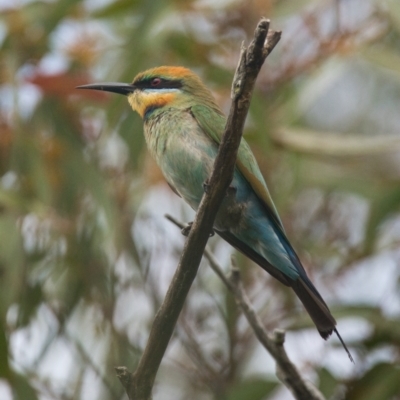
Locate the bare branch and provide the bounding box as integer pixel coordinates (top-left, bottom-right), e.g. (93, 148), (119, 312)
(116, 19), (281, 400)
(229, 267), (326, 400)
(165, 214), (326, 400)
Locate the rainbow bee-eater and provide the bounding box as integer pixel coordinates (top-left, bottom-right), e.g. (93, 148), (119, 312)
(78, 66), (352, 359)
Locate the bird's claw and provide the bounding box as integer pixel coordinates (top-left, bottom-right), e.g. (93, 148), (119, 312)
(181, 222), (214, 237)
(203, 180), (210, 193)
(203, 180), (236, 198)
(181, 222), (193, 237)
(227, 185), (237, 197)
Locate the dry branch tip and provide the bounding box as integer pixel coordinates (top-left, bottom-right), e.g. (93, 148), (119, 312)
(272, 329), (286, 346)
(115, 366), (133, 391)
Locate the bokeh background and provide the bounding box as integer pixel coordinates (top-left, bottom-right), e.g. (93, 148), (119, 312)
(1, 0), (400, 399)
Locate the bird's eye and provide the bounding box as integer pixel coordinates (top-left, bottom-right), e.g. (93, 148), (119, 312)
(151, 78), (162, 87)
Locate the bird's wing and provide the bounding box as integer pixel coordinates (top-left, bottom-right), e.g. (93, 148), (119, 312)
(190, 104), (284, 231)
(215, 229), (290, 286)
(190, 106), (345, 344)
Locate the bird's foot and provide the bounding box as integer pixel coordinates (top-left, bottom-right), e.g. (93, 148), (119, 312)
(203, 179), (210, 193)
(203, 180), (236, 199)
(227, 185), (237, 197)
(181, 222), (214, 237)
(181, 222), (193, 236)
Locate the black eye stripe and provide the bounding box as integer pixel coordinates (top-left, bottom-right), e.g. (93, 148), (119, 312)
(133, 78), (183, 90)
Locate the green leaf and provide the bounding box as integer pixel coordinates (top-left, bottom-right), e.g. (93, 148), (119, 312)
(17, 283), (43, 328)
(362, 46), (400, 76)
(386, 0), (400, 33)
(272, 0), (319, 17)
(92, 0), (140, 18)
(364, 187), (400, 253)
(226, 377), (278, 400)
(118, 112), (146, 171)
(347, 363), (400, 400)
(318, 368), (338, 398)
(12, 373), (40, 400)
(0, 321), (10, 378)
(0, 215), (24, 318)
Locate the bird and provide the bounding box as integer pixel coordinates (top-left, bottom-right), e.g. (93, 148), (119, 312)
(77, 66), (353, 361)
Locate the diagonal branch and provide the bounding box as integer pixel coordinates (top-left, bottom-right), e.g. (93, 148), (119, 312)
(228, 268), (325, 400)
(165, 214), (326, 400)
(115, 19), (281, 400)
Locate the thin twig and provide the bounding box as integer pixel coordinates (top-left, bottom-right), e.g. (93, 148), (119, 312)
(229, 267), (326, 400)
(64, 332), (120, 399)
(116, 19), (281, 400)
(165, 214), (326, 400)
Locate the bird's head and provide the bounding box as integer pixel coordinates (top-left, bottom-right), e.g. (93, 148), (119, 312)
(77, 66), (221, 119)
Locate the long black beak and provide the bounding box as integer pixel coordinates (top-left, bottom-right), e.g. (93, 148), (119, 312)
(76, 82), (136, 96)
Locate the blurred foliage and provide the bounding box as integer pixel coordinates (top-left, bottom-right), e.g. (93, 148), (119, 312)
(0, 0), (400, 399)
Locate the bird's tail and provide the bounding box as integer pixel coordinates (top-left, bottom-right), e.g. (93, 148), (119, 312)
(215, 229), (354, 362)
(290, 277), (336, 339)
(291, 278), (354, 363)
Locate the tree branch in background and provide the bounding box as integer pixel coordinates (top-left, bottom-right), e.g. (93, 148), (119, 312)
(115, 18), (281, 400)
(165, 214), (326, 400)
(272, 128), (400, 157)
